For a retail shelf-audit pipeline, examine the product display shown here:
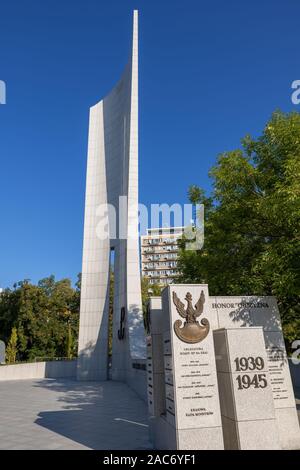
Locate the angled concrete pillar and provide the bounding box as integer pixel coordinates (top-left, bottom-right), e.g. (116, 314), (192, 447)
(77, 11), (146, 389)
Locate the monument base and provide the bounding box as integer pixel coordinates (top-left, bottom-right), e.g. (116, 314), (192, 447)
(147, 286), (300, 450)
(151, 416), (224, 450)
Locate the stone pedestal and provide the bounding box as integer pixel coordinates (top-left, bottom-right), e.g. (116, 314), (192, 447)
(146, 297), (165, 446)
(214, 327), (280, 449)
(211, 296), (300, 449)
(154, 284), (224, 450)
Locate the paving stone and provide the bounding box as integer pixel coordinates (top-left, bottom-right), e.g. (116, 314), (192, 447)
(0, 379), (151, 450)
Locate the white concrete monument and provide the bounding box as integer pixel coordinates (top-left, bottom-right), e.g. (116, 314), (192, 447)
(146, 298), (165, 416)
(210, 296), (300, 449)
(148, 285), (224, 450)
(147, 287), (300, 450)
(214, 327), (280, 449)
(77, 11), (146, 395)
(146, 297), (166, 446)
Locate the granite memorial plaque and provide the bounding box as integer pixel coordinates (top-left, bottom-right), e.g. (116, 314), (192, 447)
(211, 296), (300, 449)
(146, 298), (165, 413)
(214, 327), (280, 449)
(146, 297), (166, 447)
(157, 284), (224, 450)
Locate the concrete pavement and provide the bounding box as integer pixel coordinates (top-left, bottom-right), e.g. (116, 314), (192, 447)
(0, 379), (151, 450)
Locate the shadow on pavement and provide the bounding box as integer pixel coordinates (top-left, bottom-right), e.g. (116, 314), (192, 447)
(34, 379), (151, 450)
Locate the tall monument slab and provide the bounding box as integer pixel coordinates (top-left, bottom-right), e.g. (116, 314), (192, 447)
(214, 327), (280, 449)
(150, 284), (224, 450)
(147, 287), (300, 449)
(77, 11), (146, 391)
(211, 296), (300, 449)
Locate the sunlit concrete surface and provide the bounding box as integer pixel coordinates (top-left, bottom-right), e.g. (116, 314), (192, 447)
(0, 379), (151, 450)
(0, 379), (298, 450)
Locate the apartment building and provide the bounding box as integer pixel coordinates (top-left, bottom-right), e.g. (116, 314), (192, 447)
(141, 227), (184, 286)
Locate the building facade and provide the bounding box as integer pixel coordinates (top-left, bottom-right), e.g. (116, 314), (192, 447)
(77, 11), (146, 392)
(141, 227), (184, 286)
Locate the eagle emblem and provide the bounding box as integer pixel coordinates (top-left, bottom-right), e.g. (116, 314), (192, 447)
(172, 291), (210, 343)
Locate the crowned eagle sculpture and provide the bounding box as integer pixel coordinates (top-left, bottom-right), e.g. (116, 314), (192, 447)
(172, 291), (210, 343)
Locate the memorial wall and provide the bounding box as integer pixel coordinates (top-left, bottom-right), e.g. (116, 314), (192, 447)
(147, 285), (300, 450)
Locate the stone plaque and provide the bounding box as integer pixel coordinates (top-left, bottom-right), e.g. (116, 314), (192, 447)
(159, 284), (223, 450)
(146, 297), (166, 447)
(211, 296), (300, 449)
(214, 327), (280, 449)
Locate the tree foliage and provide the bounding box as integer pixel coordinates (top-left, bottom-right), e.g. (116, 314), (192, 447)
(6, 327), (18, 364)
(178, 111), (300, 350)
(0, 275), (80, 362)
(0, 271), (162, 363)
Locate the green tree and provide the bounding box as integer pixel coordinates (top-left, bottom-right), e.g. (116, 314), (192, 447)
(65, 321), (73, 359)
(6, 327), (18, 364)
(178, 111), (300, 352)
(0, 275), (80, 362)
(188, 185), (205, 225)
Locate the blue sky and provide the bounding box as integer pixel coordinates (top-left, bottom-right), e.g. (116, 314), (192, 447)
(0, 0), (299, 288)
